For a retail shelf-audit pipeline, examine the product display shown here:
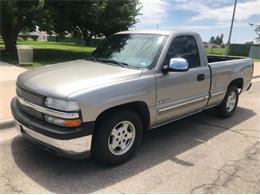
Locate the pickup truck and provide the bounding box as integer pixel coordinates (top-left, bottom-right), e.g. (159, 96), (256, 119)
(11, 30), (254, 165)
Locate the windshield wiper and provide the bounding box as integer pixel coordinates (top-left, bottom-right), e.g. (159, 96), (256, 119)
(106, 59), (129, 68)
(87, 57), (137, 69)
(97, 58), (129, 68)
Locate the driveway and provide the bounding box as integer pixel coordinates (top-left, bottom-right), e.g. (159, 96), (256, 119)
(0, 62), (260, 193)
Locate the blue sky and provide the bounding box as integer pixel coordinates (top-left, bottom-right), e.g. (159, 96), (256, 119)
(135, 0), (260, 43)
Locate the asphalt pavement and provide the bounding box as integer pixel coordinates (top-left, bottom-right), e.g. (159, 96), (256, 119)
(0, 62), (260, 193)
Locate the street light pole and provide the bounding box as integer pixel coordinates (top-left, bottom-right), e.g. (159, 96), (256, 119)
(226, 0), (237, 56)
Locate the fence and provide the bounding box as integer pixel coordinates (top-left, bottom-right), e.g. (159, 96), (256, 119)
(249, 45), (260, 59)
(229, 44), (260, 57)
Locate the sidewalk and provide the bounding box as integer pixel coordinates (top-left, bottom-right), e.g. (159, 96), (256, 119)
(0, 61), (26, 123)
(254, 62), (260, 78)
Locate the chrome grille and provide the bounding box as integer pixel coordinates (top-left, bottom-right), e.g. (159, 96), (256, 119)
(16, 85), (44, 106)
(16, 85), (45, 120)
(18, 102), (44, 119)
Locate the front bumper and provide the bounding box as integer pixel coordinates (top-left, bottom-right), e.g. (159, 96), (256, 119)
(11, 98), (94, 158)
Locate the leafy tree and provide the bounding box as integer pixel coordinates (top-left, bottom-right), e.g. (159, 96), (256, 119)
(0, 0), (42, 52)
(40, 0), (141, 45)
(39, 0), (75, 41)
(0, 0), (141, 51)
(209, 36), (215, 44)
(209, 34), (224, 45)
(255, 25), (260, 43)
(75, 0), (140, 44)
(72, 0), (107, 45)
(99, 0), (141, 37)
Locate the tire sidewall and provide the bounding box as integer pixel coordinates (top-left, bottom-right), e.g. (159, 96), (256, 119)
(217, 85), (239, 118)
(92, 109), (143, 165)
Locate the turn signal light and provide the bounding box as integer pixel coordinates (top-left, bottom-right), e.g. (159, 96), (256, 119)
(64, 119), (82, 127)
(45, 115), (82, 127)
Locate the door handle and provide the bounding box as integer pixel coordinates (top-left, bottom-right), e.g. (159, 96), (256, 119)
(197, 74), (205, 81)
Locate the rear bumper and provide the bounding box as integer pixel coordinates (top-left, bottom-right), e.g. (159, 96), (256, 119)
(11, 97), (94, 158)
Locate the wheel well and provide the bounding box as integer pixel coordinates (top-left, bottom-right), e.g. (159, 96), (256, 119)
(95, 102), (150, 131)
(229, 78), (243, 90)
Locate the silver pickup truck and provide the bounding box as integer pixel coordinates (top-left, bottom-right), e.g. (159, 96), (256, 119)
(11, 30), (254, 165)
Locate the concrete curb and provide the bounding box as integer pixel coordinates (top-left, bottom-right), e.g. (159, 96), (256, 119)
(0, 118), (15, 130)
(253, 75), (260, 79)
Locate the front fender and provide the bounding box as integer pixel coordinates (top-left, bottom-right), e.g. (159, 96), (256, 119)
(67, 73), (156, 123)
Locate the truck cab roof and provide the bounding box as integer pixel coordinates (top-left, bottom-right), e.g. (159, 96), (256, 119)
(116, 30), (199, 36)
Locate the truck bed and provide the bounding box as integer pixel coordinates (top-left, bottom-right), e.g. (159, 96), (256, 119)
(207, 57), (253, 108)
(207, 55), (243, 63)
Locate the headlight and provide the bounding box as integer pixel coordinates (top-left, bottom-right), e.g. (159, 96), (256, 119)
(45, 97), (80, 111)
(45, 115), (82, 127)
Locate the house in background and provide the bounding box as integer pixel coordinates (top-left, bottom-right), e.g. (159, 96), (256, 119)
(35, 26), (47, 41)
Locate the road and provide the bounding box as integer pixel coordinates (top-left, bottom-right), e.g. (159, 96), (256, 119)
(0, 81), (260, 193)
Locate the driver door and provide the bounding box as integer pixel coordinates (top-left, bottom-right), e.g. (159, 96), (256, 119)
(155, 35), (210, 125)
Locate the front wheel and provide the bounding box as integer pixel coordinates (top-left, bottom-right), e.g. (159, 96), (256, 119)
(215, 85), (239, 118)
(92, 109), (143, 165)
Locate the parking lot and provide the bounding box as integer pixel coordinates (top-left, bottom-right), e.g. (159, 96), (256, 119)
(0, 62), (260, 193)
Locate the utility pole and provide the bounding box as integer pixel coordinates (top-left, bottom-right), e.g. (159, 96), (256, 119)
(226, 0), (237, 56)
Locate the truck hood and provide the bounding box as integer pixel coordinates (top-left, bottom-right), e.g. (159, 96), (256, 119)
(17, 60), (142, 99)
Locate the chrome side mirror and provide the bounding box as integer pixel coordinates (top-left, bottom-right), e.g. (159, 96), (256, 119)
(162, 58), (189, 72)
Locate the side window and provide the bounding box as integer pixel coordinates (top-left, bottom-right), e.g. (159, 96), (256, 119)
(165, 36), (201, 68)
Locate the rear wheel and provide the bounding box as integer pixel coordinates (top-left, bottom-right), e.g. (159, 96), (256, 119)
(215, 85), (239, 118)
(92, 109), (143, 165)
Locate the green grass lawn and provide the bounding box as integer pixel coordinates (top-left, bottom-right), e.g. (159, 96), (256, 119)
(0, 40), (259, 68)
(207, 48), (227, 56)
(0, 40), (95, 68)
(207, 47), (260, 63)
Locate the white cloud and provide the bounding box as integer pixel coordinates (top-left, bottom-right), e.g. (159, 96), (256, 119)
(167, 22), (248, 31)
(175, 0), (260, 25)
(137, 0), (260, 42)
(138, 0), (168, 24)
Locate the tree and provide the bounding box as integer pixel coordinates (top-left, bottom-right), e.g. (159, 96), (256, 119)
(72, 0), (107, 45)
(255, 25), (260, 43)
(39, 0), (75, 41)
(75, 0), (141, 44)
(40, 0), (141, 45)
(209, 34), (224, 46)
(0, 0), (42, 52)
(99, 0), (141, 37)
(209, 36), (215, 44)
(0, 0), (141, 51)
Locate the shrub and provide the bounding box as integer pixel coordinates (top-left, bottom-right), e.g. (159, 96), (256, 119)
(20, 34), (29, 41)
(30, 35), (39, 41)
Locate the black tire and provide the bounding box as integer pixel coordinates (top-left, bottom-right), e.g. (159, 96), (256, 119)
(92, 109), (143, 165)
(215, 85), (239, 118)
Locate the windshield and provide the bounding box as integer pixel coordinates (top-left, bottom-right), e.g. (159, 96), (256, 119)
(91, 34), (166, 68)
